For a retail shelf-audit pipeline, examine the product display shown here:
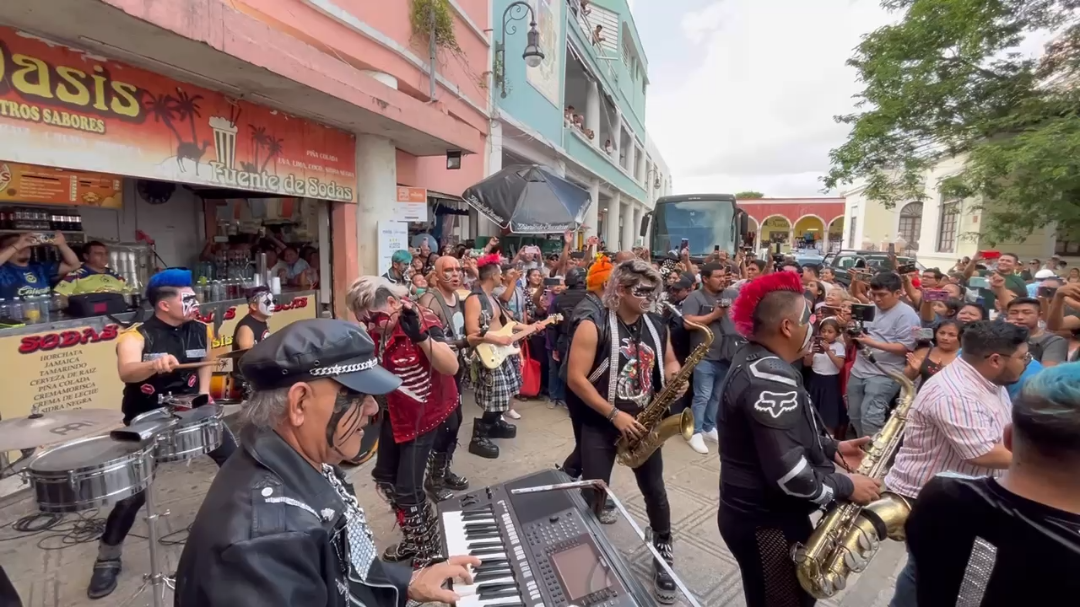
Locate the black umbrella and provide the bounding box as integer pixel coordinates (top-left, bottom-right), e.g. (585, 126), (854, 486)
(462, 164), (592, 234)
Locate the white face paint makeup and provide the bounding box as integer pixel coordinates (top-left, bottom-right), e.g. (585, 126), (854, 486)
(799, 300), (814, 352)
(255, 292), (276, 317)
(180, 288), (199, 318)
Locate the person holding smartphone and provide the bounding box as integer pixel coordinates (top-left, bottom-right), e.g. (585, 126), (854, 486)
(803, 318), (847, 438)
(681, 263), (742, 454)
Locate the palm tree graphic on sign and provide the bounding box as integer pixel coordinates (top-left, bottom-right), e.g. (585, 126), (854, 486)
(144, 88), (210, 175)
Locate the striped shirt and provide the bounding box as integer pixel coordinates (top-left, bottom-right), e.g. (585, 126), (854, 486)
(884, 356), (1011, 499)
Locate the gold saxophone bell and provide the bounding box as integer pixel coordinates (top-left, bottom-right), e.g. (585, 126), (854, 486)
(794, 346), (917, 598)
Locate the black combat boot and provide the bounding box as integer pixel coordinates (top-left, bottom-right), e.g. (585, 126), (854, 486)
(488, 417), (517, 439)
(442, 454), (469, 491)
(652, 531), (677, 605)
(383, 502), (445, 566)
(374, 480), (397, 513)
(86, 557), (121, 599)
(424, 452), (454, 502)
(468, 420), (499, 459)
(411, 501), (446, 569)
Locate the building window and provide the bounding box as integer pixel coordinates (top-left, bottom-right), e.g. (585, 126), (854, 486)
(936, 199), (960, 253)
(1055, 236), (1080, 256)
(849, 214), (858, 248)
(897, 202), (923, 251)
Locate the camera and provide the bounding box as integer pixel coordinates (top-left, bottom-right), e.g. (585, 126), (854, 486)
(1038, 285), (1058, 299)
(846, 303), (876, 337)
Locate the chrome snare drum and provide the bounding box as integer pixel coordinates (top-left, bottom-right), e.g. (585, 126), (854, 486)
(27, 436), (154, 513)
(153, 405), (224, 463)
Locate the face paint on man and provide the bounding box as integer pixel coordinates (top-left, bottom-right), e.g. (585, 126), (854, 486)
(324, 389), (370, 461)
(255, 292), (276, 317)
(180, 288), (199, 318)
(798, 299), (814, 352)
(630, 283), (658, 312)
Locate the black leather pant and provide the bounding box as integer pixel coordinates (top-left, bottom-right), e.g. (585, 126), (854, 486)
(372, 417), (438, 509)
(718, 504), (816, 607)
(562, 396), (584, 477)
(580, 422), (671, 535)
(101, 429), (237, 547)
(432, 398), (462, 457)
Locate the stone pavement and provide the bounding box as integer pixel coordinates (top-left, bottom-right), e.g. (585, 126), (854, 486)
(0, 396), (906, 606)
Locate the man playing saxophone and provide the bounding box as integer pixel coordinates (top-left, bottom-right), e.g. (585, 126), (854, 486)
(717, 272), (883, 607)
(566, 259), (682, 604)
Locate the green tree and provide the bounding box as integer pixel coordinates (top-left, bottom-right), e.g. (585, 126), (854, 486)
(825, 0), (1080, 244)
(735, 191), (765, 199)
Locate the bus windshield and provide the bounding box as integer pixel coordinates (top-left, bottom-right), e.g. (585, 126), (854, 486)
(650, 199), (736, 256)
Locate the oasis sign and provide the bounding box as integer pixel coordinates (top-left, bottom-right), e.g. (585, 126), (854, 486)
(0, 28), (358, 202)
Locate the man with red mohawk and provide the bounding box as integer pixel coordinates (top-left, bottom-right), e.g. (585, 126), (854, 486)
(463, 253), (528, 458)
(716, 271), (882, 607)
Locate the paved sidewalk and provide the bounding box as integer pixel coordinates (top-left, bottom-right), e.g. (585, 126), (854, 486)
(0, 397), (904, 606)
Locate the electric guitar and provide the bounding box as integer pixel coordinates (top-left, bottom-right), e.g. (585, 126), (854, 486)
(474, 314), (563, 370)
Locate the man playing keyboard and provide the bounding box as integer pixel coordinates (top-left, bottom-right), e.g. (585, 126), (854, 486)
(174, 318), (480, 607)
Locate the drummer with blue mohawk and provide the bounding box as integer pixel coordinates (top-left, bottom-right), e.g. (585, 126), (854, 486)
(86, 268), (238, 601)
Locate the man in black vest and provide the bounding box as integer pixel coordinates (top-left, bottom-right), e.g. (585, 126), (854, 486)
(566, 259), (683, 604)
(86, 269), (238, 600)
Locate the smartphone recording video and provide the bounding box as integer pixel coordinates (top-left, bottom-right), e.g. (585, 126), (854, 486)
(1038, 285), (1058, 299)
(924, 289), (950, 302)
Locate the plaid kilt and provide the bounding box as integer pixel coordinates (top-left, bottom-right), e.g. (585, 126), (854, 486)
(475, 355), (522, 413)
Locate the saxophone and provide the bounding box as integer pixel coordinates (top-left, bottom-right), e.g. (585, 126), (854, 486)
(615, 301), (713, 468)
(792, 345), (917, 599)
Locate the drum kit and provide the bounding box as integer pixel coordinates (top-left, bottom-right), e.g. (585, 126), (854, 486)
(0, 349), (253, 607)
(1, 396), (227, 607)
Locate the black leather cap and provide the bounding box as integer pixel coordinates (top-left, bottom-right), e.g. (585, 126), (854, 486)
(239, 318), (401, 395)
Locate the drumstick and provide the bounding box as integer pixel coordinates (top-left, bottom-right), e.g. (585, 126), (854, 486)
(174, 360), (226, 370)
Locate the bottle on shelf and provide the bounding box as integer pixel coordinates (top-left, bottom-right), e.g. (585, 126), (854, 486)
(9, 297), (22, 321)
(37, 295), (51, 324)
(0, 298), (8, 321)
(23, 297), (40, 324)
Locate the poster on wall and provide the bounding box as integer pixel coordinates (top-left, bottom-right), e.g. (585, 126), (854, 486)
(0, 162), (123, 208)
(0, 27), (358, 202)
(395, 186), (429, 222)
(527, 0), (562, 107)
(378, 220), (409, 276)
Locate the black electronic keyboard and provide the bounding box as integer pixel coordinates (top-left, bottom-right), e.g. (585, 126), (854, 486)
(438, 469), (650, 607)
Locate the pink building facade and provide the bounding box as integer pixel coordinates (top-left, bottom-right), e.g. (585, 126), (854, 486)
(737, 197), (847, 252)
(0, 0), (490, 317)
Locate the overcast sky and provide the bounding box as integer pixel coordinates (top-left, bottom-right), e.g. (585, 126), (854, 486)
(636, 0), (895, 197)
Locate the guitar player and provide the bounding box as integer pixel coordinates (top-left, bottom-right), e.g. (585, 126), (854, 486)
(464, 254), (536, 459)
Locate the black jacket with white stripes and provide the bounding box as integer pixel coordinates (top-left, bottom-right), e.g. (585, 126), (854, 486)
(717, 342), (855, 520)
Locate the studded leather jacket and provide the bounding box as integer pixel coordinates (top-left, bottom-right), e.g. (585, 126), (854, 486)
(174, 427), (412, 607)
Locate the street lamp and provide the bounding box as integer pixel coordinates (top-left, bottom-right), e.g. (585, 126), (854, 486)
(646, 167), (662, 190)
(495, 1), (545, 98)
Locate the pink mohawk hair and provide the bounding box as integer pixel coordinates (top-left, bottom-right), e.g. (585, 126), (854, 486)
(476, 253), (502, 268)
(730, 271), (803, 337)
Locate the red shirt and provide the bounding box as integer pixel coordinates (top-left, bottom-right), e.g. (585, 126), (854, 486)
(371, 307), (459, 443)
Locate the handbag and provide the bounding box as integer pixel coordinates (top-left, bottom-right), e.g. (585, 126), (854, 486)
(518, 340), (542, 398)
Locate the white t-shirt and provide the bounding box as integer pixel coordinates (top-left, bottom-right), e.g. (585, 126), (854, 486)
(811, 341), (846, 376)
